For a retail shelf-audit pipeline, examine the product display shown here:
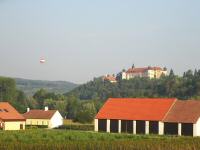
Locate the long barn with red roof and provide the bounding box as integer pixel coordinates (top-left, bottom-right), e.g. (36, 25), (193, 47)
(95, 98), (200, 136)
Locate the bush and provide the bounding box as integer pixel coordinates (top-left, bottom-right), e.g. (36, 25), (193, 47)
(26, 125), (48, 129)
(74, 102), (96, 123)
(56, 124), (94, 131)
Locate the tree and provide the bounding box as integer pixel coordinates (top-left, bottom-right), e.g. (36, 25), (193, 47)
(33, 88), (47, 108)
(26, 97), (38, 109)
(44, 99), (55, 109)
(0, 77), (16, 102)
(13, 90), (28, 113)
(55, 101), (67, 117)
(184, 70), (193, 78)
(65, 96), (78, 119)
(74, 102), (96, 123)
(169, 69), (175, 78)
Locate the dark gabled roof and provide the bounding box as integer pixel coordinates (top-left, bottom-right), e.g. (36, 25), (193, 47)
(163, 100), (200, 123)
(23, 110), (57, 119)
(95, 98), (176, 121)
(0, 102), (25, 121)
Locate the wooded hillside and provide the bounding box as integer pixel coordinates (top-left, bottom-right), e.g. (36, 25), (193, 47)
(66, 69), (200, 101)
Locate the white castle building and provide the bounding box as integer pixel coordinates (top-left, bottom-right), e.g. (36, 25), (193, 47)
(121, 65), (167, 80)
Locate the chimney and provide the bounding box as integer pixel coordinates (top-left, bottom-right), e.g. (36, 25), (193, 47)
(27, 108), (30, 112)
(44, 106), (48, 111)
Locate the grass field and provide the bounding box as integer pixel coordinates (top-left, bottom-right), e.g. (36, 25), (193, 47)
(0, 129), (200, 150)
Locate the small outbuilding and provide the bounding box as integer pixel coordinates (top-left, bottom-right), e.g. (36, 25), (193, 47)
(95, 98), (200, 136)
(0, 102), (26, 130)
(23, 106), (63, 128)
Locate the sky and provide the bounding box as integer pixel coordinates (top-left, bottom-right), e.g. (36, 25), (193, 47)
(0, 0), (200, 83)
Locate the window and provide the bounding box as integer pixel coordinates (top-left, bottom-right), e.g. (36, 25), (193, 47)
(0, 109), (8, 112)
(20, 124), (23, 130)
(4, 109), (8, 112)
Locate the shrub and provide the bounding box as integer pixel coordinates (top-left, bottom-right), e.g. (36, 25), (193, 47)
(26, 125), (48, 129)
(55, 124), (94, 131)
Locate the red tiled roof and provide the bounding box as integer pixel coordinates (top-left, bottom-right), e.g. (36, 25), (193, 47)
(126, 68), (146, 73)
(23, 110), (57, 119)
(95, 98), (176, 121)
(103, 75), (117, 82)
(0, 102), (25, 121)
(163, 100), (200, 123)
(126, 67), (163, 73)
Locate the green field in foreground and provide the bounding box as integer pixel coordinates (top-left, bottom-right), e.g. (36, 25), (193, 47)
(0, 129), (200, 150)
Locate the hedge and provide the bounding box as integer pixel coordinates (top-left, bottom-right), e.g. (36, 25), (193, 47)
(56, 124), (94, 131)
(26, 125), (48, 129)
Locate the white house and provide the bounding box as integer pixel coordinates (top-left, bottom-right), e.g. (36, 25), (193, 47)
(23, 106), (63, 128)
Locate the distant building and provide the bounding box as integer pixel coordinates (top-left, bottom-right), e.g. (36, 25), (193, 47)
(0, 102), (25, 130)
(121, 65), (167, 80)
(102, 74), (117, 83)
(23, 106), (63, 128)
(95, 98), (200, 136)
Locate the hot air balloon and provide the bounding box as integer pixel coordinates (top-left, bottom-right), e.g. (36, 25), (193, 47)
(40, 58), (46, 63)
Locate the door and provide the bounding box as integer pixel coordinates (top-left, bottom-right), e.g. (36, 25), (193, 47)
(20, 124), (23, 130)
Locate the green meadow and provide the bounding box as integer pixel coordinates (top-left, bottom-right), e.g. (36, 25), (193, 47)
(0, 129), (200, 150)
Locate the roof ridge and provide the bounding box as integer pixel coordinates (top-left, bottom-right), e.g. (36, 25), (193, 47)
(28, 109), (57, 111)
(162, 98), (177, 121)
(0, 102), (10, 104)
(108, 98), (175, 100)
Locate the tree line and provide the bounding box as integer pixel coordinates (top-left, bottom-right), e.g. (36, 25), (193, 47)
(0, 77), (100, 123)
(1, 69), (200, 123)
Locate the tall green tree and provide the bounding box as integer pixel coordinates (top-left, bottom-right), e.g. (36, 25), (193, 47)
(33, 88), (47, 108)
(65, 96), (78, 119)
(0, 77), (16, 102)
(74, 102), (97, 123)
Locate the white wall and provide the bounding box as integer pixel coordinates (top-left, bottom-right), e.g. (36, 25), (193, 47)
(94, 119), (98, 132)
(178, 123), (181, 136)
(145, 121), (149, 134)
(158, 122), (164, 135)
(118, 120), (121, 133)
(107, 119), (110, 133)
(4, 121), (25, 130)
(194, 117), (200, 136)
(133, 121), (136, 134)
(122, 72), (127, 80)
(26, 119), (49, 126)
(50, 111), (63, 128)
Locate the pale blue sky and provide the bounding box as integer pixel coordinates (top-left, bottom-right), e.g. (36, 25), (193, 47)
(0, 0), (200, 83)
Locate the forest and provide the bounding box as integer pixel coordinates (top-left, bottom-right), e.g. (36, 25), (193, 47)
(1, 69), (200, 123)
(67, 69), (200, 101)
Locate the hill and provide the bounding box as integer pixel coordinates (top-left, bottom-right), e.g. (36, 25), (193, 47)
(15, 78), (78, 96)
(66, 69), (200, 101)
